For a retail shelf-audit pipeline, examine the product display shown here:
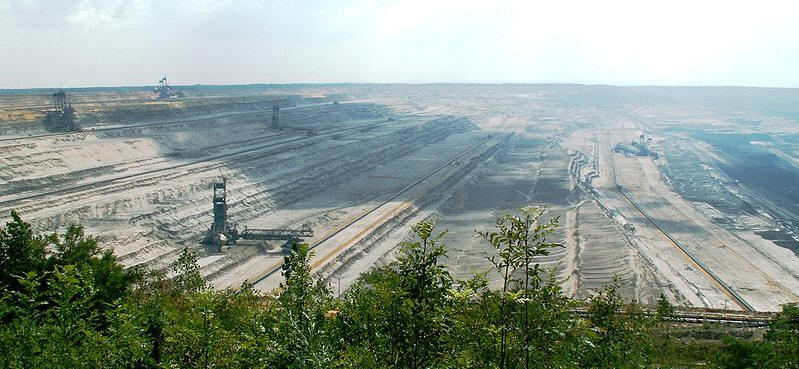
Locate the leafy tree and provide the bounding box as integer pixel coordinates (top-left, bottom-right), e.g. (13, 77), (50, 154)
(396, 219), (455, 368)
(275, 241), (334, 368)
(1, 270), (48, 368)
(654, 294), (675, 366)
(335, 268), (405, 368)
(214, 282), (275, 368)
(164, 291), (226, 369)
(41, 265), (100, 368)
(582, 279), (654, 369)
(336, 218), (455, 368)
(0, 210), (47, 292)
(172, 247), (206, 293)
(655, 294), (675, 321)
(125, 270), (176, 367)
(4, 209), (789, 368)
(756, 303), (799, 369)
(49, 224), (137, 323)
(713, 337), (759, 369)
(103, 295), (157, 368)
(0, 213), (142, 367)
(475, 206), (564, 369)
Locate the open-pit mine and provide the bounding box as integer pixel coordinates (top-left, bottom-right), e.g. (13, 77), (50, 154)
(2, 84), (798, 312)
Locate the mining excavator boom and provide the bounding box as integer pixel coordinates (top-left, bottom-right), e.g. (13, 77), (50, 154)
(200, 179), (313, 252)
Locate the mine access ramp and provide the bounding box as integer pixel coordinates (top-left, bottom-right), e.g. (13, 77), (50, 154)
(200, 179), (313, 252)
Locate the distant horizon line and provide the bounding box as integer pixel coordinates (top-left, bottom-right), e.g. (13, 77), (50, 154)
(1, 81), (798, 92)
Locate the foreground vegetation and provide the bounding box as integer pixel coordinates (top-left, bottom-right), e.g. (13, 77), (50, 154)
(1, 208), (797, 368)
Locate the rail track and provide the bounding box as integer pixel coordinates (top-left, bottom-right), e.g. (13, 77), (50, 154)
(249, 133), (498, 288)
(607, 150), (755, 312)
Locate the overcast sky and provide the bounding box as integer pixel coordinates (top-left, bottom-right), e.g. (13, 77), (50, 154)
(1, 0), (798, 88)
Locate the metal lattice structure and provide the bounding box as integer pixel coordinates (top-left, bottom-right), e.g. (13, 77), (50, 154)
(45, 89), (76, 131)
(201, 179), (239, 251)
(271, 105), (280, 129)
(154, 76), (185, 99)
(155, 76), (171, 99)
(201, 179), (313, 252)
(612, 134), (659, 159)
(240, 225), (313, 241)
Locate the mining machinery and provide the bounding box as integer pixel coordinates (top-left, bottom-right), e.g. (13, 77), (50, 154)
(154, 76), (185, 99)
(631, 134), (654, 156)
(44, 89), (76, 131)
(201, 179), (313, 252)
(268, 104), (315, 136)
(271, 105), (280, 129)
(613, 134), (659, 159)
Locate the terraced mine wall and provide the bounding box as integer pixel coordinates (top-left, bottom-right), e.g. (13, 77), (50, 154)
(0, 99), (484, 291)
(0, 94), (307, 136)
